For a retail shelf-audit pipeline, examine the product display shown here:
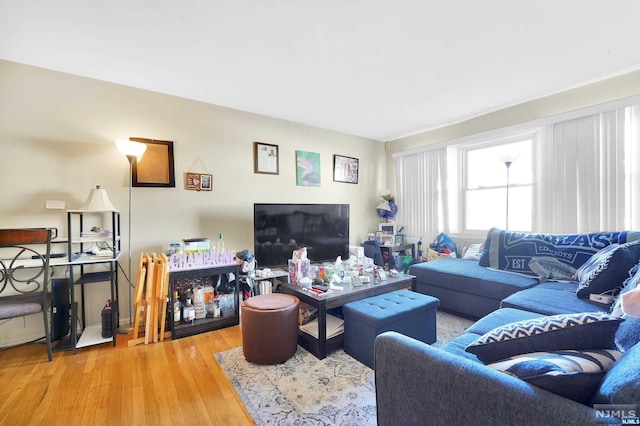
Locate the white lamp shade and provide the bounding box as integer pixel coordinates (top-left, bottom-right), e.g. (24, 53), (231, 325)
(116, 140), (147, 158)
(80, 186), (118, 211)
(376, 200), (392, 211)
(497, 149), (522, 164)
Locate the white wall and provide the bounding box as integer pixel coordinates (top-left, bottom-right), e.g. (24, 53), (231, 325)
(0, 59), (385, 345)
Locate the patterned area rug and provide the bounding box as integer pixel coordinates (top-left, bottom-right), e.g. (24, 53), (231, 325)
(214, 310), (474, 426)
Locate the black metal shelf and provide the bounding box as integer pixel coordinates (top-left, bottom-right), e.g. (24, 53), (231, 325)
(169, 264), (240, 339)
(74, 270), (113, 285)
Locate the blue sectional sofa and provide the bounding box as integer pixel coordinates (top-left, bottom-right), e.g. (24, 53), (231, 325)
(409, 228), (640, 319)
(375, 230), (640, 425)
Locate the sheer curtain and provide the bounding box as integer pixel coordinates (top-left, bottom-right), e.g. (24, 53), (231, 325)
(395, 147), (449, 239)
(536, 108), (633, 233)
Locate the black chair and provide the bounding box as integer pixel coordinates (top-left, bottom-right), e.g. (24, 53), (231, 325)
(0, 228), (54, 361)
(363, 240), (386, 267)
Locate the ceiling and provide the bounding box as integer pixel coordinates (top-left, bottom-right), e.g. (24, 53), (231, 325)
(2, 1), (640, 142)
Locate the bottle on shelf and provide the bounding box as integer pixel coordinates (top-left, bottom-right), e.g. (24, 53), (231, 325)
(183, 295), (195, 325)
(217, 233), (225, 253)
(213, 295), (221, 318)
(194, 285), (206, 319)
(173, 291), (181, 325)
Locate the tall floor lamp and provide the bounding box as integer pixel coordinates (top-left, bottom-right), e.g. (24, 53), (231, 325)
(115, 140), (147, 333)
(497, 151), (521, 230)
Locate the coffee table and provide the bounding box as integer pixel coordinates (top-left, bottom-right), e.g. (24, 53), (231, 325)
(279, 274), (415, 359)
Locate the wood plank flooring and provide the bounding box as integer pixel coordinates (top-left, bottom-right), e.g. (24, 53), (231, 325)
(0, 325), (253, 425)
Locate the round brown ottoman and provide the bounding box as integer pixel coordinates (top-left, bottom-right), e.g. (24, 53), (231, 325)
(241, 293), (300, 365)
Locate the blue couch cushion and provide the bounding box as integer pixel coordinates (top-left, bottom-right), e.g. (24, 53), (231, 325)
(501, 283), (609, 316)
(465, 308), (544, 336)
(592, 342), (640, 405)
(575, 240), (640, 299)
(487, 349), (622, 405)
(439, 332), (481, 362)
(465, 312), (623, 363)
(614, 317), (640, 352)
(409, 258), (538, 300)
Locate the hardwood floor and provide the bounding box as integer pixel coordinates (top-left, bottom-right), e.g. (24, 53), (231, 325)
(0, 325), (254, 425)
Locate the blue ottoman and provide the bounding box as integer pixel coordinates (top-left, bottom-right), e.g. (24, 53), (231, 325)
(343, 290), (439, 369)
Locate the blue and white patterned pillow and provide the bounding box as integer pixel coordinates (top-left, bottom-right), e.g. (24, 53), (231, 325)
(465, 312), (623, 363)
(487, 349), (622, 404)
(575, 240), (640, 299)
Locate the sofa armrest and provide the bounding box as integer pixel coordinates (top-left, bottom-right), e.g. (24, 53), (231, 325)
(374, 332), (597, 426)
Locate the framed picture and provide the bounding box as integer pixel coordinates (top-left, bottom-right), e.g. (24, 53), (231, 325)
(131, 138), (175, 187)
(254, 142), (279, 175)
(394, 235), (404, 245)
(333, 154), (359, 184)
(379, 223), (396, 235)
(380, 235), (395, 245)
(296, 150), (321, 187)
(185, 172), (213, 191)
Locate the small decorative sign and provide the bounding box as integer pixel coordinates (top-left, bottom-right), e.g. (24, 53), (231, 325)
(185, 172), (213, 191)
(169, 250), (237, 271)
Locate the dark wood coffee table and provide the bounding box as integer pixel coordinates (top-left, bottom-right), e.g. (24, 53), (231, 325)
(280, 274), (415, 359)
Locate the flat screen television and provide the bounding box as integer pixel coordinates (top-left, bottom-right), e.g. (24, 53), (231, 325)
(254, 203), (350, 268)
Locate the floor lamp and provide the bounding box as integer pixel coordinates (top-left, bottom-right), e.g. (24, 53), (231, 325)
(497, 151), (521, 230)
(115, 140), (147, 333)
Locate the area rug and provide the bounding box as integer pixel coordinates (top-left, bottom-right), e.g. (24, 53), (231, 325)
(214, 310), (473, 426)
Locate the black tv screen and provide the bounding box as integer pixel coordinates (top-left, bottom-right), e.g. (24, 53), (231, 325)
(254, 203), (350, 267)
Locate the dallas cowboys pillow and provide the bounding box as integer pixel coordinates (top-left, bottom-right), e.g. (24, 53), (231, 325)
(487, 349), (622, 404)
(465, 312), (623, 363)
(575, 240), (640, 299)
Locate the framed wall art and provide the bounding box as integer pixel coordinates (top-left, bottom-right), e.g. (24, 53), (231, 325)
(185, 172), (213, 191)
(254, 142), (279, 175)
(296, 150), (321, 187)
(333, 154), (359, 184)
(380, 234), (395, 245)
(131, 138), (175, 187)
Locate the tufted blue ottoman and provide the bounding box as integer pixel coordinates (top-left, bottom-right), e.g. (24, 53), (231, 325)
(343, 289), (439, 369)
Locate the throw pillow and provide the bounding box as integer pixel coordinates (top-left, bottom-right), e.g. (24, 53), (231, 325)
(487, 349), (622, 404)
(465, 312), (623, 363)
(575, 240), (640, 299)
(462, 243), (484, 260)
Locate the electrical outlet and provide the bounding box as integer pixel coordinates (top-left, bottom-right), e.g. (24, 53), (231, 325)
(45, 200), (65, 209)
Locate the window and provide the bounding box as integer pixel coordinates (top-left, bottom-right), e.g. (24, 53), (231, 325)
(462, 137), (534, 232)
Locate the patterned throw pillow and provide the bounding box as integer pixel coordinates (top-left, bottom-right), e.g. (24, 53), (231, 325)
(575, 240), (640, 299)
(462, 243), (484, 260)
(487, 349), (622, 404)
(465, 312), (623, 363)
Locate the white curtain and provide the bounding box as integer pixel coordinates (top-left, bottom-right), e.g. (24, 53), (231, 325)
(626, 105), (640, 231)
(397, 104), (640, 238)
(395, 147), (449, 240)
(536, 108), (631, 233)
